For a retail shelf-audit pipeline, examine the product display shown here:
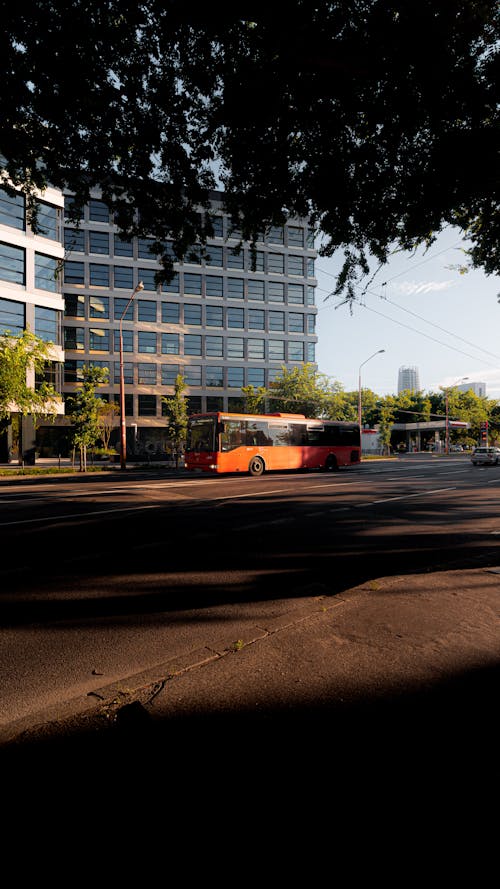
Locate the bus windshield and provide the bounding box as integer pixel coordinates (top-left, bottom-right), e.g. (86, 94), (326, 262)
(185, 417), (216, 452)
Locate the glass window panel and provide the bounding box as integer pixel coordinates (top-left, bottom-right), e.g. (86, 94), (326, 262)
(161, 364), (179, 385)
(0, 297), (24, 334)
(268, 340), (285, 360)
(64, 326), (85, 350)
(0, 242), (25, 285)
(287, 226), (304, 247)
(64, 260), (84, 285)
(89, 231), (110, 254)
(162, 302), (180, 323)
(164, 272), (180, 293)
(137, 363), (157, 384)
(206, 305), (223, 327)
(268, 281), (284, 302)
(137, 300), (157, 322)
(137, 268), (157, 291)
(65, 359), (86, 382)
(114, 266), (134, 290)
(88, 199), (109, 222)
(288, 284), (304, 304)
(269, 311), (284, 331)
(249, 309), (265, 329)
(227, 248), (244, 269)
(114, 297), (134, 321)
(227, 367), (244, 388)
(184, 304), (202, 325)
(64, 228), (85, 252)
(89, 327), (109, 351)
(307, 258), (315, 277)
(307, 286), (315, 305)
(138, 331), (157, 353)
(227, 337), (244, 359)
(289, 312), (304, 332)
(205, 336), (223, 357)
(114, 235), (134, 257)
(247, 339), (265, 360)
(227, 307), (244, 328)
(208, 215), (223, 237)
(267, 225), (284, 244)
(35, 201), (59, 240)
(248, 279), (265, 300)
(137, 237), (157, 259)
(183, 273), (202, 295)
(114, 329), (134, 352)
(138, 395), (157, 416)
(35, 306), (59, 343)
(64, 293), (85, 317)
(227, 278), (244, 299)
(206, 366), (223, 387)
(161, 333), (179, 354)
(247, 367), (265, 387)
(268, 253), (285, 274)
(64, 196), (83, 222)
(206, 275), (223, 297)
(35, 253), (58, 291)
(307, 314), (316, 334)
(89, 295), (109, 318)
(184, 366), (201, 386)
(288, 255), (304, 276)
(205, 245), (223, 266)
(307, 342), (316, 362)
(289, 342), (304, 361)
(184, 334), (202, 355)
(114, 361), (133, 384)
(89, 263), (110, 287)
(0, 187), (24, 229)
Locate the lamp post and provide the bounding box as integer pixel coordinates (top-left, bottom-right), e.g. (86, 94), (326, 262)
(119, 281), (144, 470)
(445, 376), (468, 455)
(358, 349), (385, 437)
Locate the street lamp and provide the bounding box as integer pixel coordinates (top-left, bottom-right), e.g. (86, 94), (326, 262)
(444, 377), (468, 455)
(358, 349), (385, 434)
(119, 281), (144, 470)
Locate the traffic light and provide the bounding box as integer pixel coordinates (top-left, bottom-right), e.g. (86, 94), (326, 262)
(480, 421), (488, 444)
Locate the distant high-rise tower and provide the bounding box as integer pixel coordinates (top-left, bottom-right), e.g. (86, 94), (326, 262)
(398, 365), (421, 393)
(457, 381), (486, 397)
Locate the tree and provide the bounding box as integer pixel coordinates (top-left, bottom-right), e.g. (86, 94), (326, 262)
(161, 374), (189, 467)
(96, 400), (119, 452)
(67, 365), (109, 471)
(267, 364), (333, 417)
(1, 2), (498, 301)
(0, 328), (60, 420)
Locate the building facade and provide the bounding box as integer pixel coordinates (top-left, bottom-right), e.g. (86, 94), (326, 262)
(46, 189), (317, 458)
(457, 381), (486, 398)
(397, 365), (421, 394)
(0, 176), (65, 462)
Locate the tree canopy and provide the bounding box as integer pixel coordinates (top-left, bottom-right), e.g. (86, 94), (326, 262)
(1, 1), (499, 299)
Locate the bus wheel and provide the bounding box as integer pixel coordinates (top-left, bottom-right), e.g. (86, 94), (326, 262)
(325, 455), (338, 472)
(249, 456), (265, 477)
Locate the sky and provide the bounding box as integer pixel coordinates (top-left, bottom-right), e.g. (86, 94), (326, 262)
(314, 226), (500, 400)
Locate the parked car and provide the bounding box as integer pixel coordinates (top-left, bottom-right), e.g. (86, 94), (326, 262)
(471, 447), (500, 466)
(450, 445), (463, 452)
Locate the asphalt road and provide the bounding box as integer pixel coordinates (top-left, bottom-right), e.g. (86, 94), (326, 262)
(1, 453), (499, 742)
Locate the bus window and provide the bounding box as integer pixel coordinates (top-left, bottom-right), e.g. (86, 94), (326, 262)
(245, 420), (271, 447)
(186, 418), (215, 451)
(221, 420), (245, 451)
(267, 423), (291, 446)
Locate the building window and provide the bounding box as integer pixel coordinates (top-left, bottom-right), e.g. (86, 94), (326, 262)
(204, 245), (223, 266)
(89, 295), (109, 319)
(114, 236), (134, 257)
(268, 340), (285, 361)
(114, 297), (134, 321)
(64, 196), (84, 222)
(183, 273), (202, 295)
(138, 331), (157, 353)
(227, 278), (244, 299)
(89, 327), (109, 351)
(184, 304), (202, 326)
(137, 300), (157, 322)
(138, 268), (157, 291)
(248, 251), (264, 272)
(137, 363), (157, 385)
(307, 286), (315, 306)
(89, 231), (110, 255)
(35, 306), (59, 343)
(0, 242), (25, 285)
(289, 342), (304, 362)
(267, 225), (284, 244)
(227, 367), (244, 388)
(288, 284), (304, 304)
(164, 272), (180, 293)
(205, 336), (223, 357)
(138, 394), (157, 416)
(268, 281), (285, 303)
(248, 279), (265, 301)
(268, 253), (285, 275)
(307, 258), (315, 277)
(288, 255), (304, 277)
(114, 266), (134, 290)
(0, 297), (24, 334)
(289, 312), (304, 333)
(65, 359), (86, 382)
(114, 329), (133, 352)
(206, 305), (223, 327)
(207, 396), (224, 411)
(162, 302), (180, 324)
(137, 237), (157, 260)
(227, 337), (244, 359)
(89, 263), (110, 287)
(184, 334), (202, 355)
(64, 326), (85, 351)
(161, 364), (179, 385)
(287, 226), (304, 247)
(161, 333), (179, 354)
(206, 366), (223, 387)
(247, 367), (265, 387)
(227, 248), (244, 269)
(184, 366), (202, 386)
(35, 200), (59, 240)
(64, 260), (84, 285)
(269, 311), (284, 331)
(64, 293), (85, 317)
(208, 215), (224, 237)
(206, 276), (223, 298)
(248, 309), (265, 330)
(227, 307), (244, 328)
(35, 253), (59, 292)
(247, 339), (265, 360)
(88, 199), (110, 223)
(114, 361), (133, 384)
(307, 342), (316, 362)
(307, 314), (316, 334)
(0, 187), (24, 230)
(64, 228), (85, 253)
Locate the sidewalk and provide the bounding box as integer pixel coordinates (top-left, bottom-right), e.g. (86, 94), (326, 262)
(3, 563), (500, 786)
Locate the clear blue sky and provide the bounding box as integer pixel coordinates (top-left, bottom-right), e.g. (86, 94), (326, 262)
(314, 226), (500, 400)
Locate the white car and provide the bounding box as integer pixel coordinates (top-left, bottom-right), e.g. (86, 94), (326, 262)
(471, 447), (500, 466)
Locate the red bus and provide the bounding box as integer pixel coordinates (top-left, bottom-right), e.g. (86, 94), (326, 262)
(184, 412), (361, 476)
